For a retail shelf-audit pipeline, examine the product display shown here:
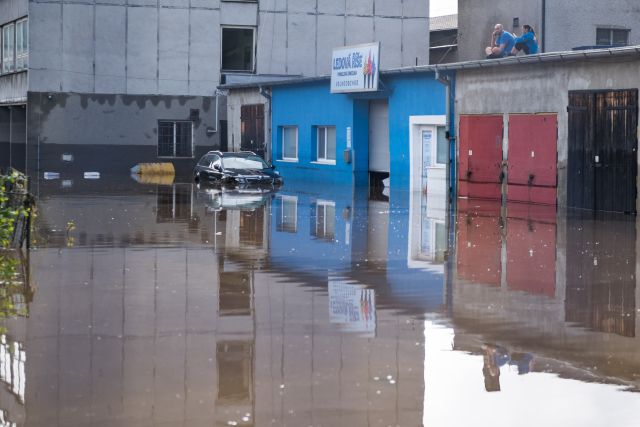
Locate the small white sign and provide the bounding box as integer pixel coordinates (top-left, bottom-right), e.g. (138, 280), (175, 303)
(331, 43), (380, 93)
(346, 127), (352, 148)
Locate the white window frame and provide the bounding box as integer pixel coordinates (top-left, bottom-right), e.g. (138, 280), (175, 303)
(281, 126), (298, 161)
(316, 126), (336, 164)
(157, 120), (195, 159)
(314, 199), (336, 241)
(2, 23), (15, 74)
(277, 195), (298, 233)
(15, 18), (27, 71)
(220, 25), (256, 73)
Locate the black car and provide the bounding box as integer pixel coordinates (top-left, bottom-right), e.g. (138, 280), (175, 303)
(193, 151), (283, 187)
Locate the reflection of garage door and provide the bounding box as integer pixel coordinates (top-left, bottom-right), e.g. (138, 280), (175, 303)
(369, 100), (389, 173)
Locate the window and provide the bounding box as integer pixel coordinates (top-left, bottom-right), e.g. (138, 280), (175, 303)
(312, 200), (336, 241)
(316, 126), (336, 162)
(281, 126), (298, 160)
(158, 121), (193, 158)
(221, 27), (255, 72)
(276, 195), (298, 233)
(436, 126), (448, 165)
(2, 24), (15, 74)
(596, 28), (629, 46)
(15, 19), (27, 70)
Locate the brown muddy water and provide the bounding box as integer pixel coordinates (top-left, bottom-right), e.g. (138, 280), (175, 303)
(1, 178), (638, 426)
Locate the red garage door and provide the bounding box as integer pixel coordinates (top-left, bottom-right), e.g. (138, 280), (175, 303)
(507, 114), (557, 205)
(458, 115), (504, 200)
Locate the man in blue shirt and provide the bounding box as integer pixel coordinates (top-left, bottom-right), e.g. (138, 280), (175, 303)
(512, 24), (539, 55)
(485, 24), (516, 59)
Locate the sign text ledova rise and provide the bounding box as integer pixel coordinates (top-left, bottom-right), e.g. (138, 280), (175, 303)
(331, 43), (380, 93)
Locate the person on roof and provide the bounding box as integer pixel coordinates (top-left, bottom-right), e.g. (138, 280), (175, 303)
(485, 24), (516, 59)
(511, 24), (539, 55)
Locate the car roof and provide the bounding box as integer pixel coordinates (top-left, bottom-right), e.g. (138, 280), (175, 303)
(204, 150), (257, 157)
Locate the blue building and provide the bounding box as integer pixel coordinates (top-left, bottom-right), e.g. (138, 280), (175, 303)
(223, 70), (454, 196)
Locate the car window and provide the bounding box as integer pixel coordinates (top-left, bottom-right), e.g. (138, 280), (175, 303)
(222, 155), (269, 170)
(198, 154), (212, 166)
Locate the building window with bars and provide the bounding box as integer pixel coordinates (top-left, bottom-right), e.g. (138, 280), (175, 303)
(316, 126), (336, 163)
(2, 23), (15, 74)
(158, 121), (193, 158)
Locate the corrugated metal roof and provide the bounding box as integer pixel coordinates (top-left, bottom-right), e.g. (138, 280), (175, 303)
(219, 45), (640, 91)
(430, 14), (458, 32)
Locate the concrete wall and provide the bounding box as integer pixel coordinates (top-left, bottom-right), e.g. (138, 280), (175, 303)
(257, 0), (430, 76)
(0, 0), (27, 24)
(545, 0), (640, 51)
(458, 0), (542, 61)
(458, 0), (640, 61)
(25, 92), (222, 177)
(28, 1), (221, 96)
(27, 0), (430, 97)
(454, 56), (640, 209)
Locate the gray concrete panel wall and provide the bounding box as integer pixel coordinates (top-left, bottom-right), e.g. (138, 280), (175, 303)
(0, 0), (27, 24)
(256, 0), (430, 76)
(455, 58), (640, 209)
(255, 11), (287, 74)
(95, 5), (126, 94)
(28, 2), (221, 96)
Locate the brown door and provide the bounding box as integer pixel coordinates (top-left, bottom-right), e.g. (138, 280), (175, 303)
(240, 104), (265, 158)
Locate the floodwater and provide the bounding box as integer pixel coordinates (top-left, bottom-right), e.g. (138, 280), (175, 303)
(1, 177), (639, 426)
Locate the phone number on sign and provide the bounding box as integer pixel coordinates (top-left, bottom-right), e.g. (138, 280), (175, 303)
(335, 80), (359, 87)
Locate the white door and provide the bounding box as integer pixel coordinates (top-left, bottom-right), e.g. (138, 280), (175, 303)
(420, 127), (434, 190)
(368, 100), (389, 173)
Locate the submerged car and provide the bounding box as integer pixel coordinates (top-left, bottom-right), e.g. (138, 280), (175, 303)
(193, 151), (283, 187)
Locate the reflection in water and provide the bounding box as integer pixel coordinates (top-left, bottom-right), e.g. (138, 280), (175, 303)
(1, 181), (638, 426)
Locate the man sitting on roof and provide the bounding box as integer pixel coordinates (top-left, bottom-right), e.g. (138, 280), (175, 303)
(511, 24), (539, 55)
(485, 24), (516, 59)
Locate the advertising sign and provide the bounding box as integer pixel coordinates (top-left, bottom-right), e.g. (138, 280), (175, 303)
(331, 42), (380, 93)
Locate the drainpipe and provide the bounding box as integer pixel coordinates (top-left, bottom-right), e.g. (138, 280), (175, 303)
(435, 69), (453, 202)
(541, 0), (546, 53)
(259, 86), (272, 162)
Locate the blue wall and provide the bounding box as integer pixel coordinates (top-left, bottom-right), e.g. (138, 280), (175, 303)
(386, 73), (447, 189)
(271, 72), (448, 190)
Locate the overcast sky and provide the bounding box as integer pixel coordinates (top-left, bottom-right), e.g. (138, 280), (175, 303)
(430, 0), (458, 17)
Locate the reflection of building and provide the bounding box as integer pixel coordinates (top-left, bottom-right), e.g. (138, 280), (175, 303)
(451, 202), (640, 388)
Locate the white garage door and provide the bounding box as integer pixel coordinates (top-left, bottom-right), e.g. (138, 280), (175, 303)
(368, 100), (390, 173)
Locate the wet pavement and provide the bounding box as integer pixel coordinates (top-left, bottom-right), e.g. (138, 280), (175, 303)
(1, 177), (639, 426)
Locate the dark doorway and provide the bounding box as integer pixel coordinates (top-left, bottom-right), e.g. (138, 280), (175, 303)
(568, 90), (638, 213)
(240, 104), (265, 158)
